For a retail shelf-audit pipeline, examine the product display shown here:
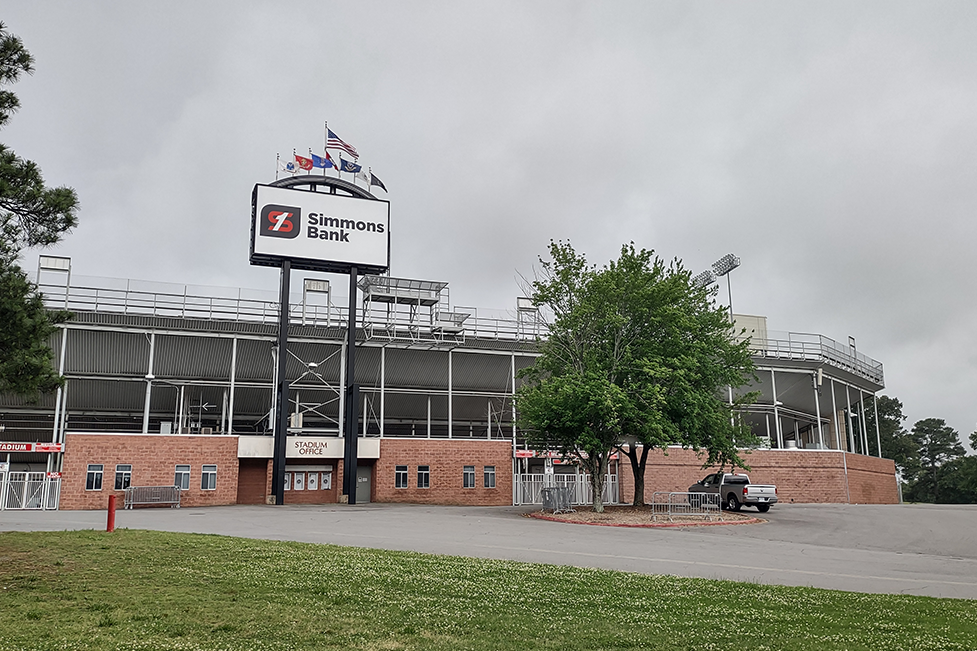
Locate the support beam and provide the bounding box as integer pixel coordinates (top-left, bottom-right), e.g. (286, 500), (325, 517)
(227, 336), (237, 434)
(342, 266), (359, 503)
(814, 372), (824, 449)
(771, 369), (783, 449)
(830, 377), (840, 451)
(271, 260), (291, 505)
(380, 347), (385, 438)
(141, 332), (156, 434)
(873, 392), (883, 459)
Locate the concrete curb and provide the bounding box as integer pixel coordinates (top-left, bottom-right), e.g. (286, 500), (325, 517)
(528, 512), (764, 528)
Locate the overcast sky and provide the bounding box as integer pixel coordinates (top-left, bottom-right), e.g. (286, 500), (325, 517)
(4, 1), (977, 445)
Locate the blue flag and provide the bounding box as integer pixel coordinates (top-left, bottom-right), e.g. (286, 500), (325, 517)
(311, 152), (334, 169)
(340, 158), (362, 173)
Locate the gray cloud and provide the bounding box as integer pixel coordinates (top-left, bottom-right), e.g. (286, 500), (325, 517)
(4, 0), (976, 442)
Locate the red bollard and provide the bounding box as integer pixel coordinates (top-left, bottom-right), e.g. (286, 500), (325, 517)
(106, 494), (116, 532)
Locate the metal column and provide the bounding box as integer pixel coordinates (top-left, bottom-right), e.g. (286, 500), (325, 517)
(342, 266), (359, 503)
(227, 337), (237, 434)
(771, 369), (783, 448)
(141, 332), (156, 435)
(271, 260), (291, 505)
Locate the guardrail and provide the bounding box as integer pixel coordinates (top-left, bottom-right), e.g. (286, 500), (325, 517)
(650, 491), (724, 522)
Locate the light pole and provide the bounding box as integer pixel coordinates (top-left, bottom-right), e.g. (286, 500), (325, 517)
(711, 253), (741, 321)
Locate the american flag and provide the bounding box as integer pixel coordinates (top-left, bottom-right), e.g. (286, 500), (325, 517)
(327, 128), (358, 159)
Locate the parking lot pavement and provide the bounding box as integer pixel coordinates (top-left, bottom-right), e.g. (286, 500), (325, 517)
(3, 502), (976, 599)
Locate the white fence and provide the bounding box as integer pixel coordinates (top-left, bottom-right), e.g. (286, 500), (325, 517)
(513, 473), (619, 506)
(0, 472), (61, 510)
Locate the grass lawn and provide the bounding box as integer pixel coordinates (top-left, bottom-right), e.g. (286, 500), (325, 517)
(0, 529), (974, 650)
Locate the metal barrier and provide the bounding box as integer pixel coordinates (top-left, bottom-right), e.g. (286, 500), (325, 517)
(540, 486), (575, 514)
(650, 492), (723, 522)
(1, 472), (60, 510)
(514, 473), (619, 506)
(124, 486), (181, 509)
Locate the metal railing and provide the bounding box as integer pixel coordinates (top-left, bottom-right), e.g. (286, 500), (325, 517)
(1, 472), (61, 510)
(36, 274), (883, 378)
(123, 485), (182, 509)
(649, 491), (724, 522)
(749, 330), (884, 384)
(514, 473), (619, 506)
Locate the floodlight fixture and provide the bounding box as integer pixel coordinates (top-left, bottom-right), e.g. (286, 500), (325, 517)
(711, 253), (741, 277)
(692, 270), (717, 288)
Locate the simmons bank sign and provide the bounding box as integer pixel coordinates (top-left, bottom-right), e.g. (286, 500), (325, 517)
(250, 184), (389, 274)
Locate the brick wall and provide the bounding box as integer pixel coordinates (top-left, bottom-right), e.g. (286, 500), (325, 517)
(374, 439), (512, 505)
(61, 433), (239, 510)
(617, 447), (898, 505)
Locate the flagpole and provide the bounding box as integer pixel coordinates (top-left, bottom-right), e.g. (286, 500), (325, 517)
(276, 153), (280, 181)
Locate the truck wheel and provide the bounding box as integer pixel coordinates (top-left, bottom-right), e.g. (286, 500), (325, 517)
(726, 494), (741, 512)
(756, 504), (770, 513)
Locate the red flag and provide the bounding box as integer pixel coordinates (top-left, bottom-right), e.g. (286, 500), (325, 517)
(294, 154), (314, 171)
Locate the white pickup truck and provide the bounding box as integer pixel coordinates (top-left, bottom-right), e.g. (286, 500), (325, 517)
(689, 473), (778, 513)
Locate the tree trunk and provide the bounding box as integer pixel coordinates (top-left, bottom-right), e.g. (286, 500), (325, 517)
(585, 454), (607, 513)
(621, 444), (651, 507)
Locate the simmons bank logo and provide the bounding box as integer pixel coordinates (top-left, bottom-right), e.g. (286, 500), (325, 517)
(259, 204), (301, 239)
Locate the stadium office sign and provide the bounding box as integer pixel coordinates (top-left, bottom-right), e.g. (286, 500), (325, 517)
(0, 442), (64, 453)
(250, 183), (390, 274)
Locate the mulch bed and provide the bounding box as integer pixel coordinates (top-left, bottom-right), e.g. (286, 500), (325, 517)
(527, 504), (764, 528)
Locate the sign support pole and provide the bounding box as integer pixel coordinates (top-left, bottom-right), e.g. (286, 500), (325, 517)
(271, 259), (291, 505)
(343, 266), (359, 503)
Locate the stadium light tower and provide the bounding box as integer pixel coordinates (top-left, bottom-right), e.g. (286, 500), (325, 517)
(711, 253), (740, 321)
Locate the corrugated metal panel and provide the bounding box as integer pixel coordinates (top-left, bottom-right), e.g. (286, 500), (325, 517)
(66, 329), (149, 376)
(283, 341), (342, 384)
(383, 348), (448, 390)
(451, 352), (511, 392)
(66, 378), (146, 411)
(235, 339), (274, 381)
(154, 335), (233, 381)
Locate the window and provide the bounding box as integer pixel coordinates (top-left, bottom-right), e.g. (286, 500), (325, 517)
(293, 472), (305, 491)
(284, 472), (292, 491)
(395, 465), (408, 489)
(201, 464), (217, 490)
(174, 465), (190, 490)
(114, 464), (132, 490)
(321, 470), (332, 490)
(417, 465), (430, 489)
(86, 464), (103, 491)
(484, 465), (496, 489)
(463, 465), (475, 488)
(308, 472), (319, 491)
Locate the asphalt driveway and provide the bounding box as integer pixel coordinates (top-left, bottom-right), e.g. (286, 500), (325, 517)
(2, 502), (975, 599)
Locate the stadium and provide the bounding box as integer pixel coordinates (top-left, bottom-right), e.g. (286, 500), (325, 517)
(0, 177), (897, 511)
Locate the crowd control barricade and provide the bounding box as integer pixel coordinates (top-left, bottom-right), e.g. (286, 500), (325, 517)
(124, 486), (181, 509)
(650, 492), (723, 522)
(540, 486), (575, 514)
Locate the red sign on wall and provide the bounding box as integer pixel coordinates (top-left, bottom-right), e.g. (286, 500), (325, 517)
(0, 442), (64, 453)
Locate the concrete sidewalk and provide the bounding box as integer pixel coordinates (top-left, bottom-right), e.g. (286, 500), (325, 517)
(2, 502), (975, 600)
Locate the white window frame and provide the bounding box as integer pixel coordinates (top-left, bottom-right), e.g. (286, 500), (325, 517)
(417, 465), (430, 489)
(463, 465), (475, 489)
(114, 464), (132, 491)
(201, 464), (217, 491)
(484, 465), (496, 489)
(395, 465), (408, 489)
(174, 465), (190, 490)
(86, 464), (103, 491)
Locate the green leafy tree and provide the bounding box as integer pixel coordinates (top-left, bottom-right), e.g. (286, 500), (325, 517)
(863, 395), (919, 476)
(933, 456), (977, 504)
(0, 22), (78, 396)
(517, 241), (756, 511)
(903, 418), (965, 503)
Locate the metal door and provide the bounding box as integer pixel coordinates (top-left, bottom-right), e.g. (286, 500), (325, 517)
(355, 465), (372, 503)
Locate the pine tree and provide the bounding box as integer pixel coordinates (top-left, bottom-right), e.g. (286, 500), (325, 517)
(0, 22), (79, 396)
